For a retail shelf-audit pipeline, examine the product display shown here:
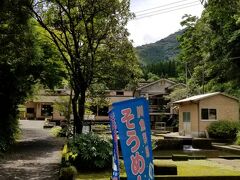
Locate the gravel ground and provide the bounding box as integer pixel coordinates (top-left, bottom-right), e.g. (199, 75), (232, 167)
(0, 120), (65, 180)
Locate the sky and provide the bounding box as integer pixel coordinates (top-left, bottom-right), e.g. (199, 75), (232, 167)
(128, 0), (204, 46)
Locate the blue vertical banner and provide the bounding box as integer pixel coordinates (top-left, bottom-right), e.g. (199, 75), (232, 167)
(109, 110), (120, 180)
(112, 97), (154, 180)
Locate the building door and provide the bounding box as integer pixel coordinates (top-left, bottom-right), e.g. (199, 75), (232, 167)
(183, 112), (191, 135)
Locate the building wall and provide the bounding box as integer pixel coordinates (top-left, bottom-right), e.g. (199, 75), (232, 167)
(52, 109), (65, 121)
(199, 94), (239, 132)
(25, 101), (65, 120)
(106, 90), (133, 104)
(107, 96), (133, 104)
(178, 94), (239, 137)
(25, 102), (37, 119)
(36, 103), (43, 118)
(108, 90), (133, 97)
(94, 90), (134, 121)
(178, 102), (198, 135)
(139, 79), (174, 95)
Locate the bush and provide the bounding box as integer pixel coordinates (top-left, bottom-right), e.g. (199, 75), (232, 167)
(50, 126), (63, 137)
(0, 114), (19, 152)
(236, 131), (240, 145)
(63, 133), (112, 171)
(59, 166), (77, 180)
(92, 124), (109, 133)
(207, 120), (240, 140)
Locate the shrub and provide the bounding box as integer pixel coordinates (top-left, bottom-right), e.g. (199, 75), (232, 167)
(152, 139), (158, 150)
(207, 120), (240, 140)
(50, 126), (63, 137)
(64, 133), (112, 170)
(60, 120), (74, 138)
(59, 166), (77, 180)
(92, 124), (110, 134)
(236, 131), (240, 145)
(0, 114), (19, 152)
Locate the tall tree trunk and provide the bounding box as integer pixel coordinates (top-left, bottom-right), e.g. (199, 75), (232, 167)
(71, 86), (86, 134)
(66, 88), (72, 121)
(77, 89), (86, 134)
(72, 90), (81, 135)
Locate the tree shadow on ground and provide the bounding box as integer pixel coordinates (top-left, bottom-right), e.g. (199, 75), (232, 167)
(0, 163), (60, 180)
(0, 135), (65, 180)
(2, 136), (64, 161)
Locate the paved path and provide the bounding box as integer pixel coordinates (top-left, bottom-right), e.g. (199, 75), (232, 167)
(0, 120), (65, 180)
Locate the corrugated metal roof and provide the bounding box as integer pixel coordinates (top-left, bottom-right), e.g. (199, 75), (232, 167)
(173, 92), (239, 104)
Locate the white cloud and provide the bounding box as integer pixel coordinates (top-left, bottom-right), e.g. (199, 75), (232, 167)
(128, 0), (204, 46)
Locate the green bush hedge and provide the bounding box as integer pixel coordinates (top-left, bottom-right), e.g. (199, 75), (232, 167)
(0, 114), (19, 152)
(236, 131), (240, 145)
(62, 133), (112, 171)
(50, 126), (63, 137)
(59, 166), (77, 180)
(207, 120), (240, 140)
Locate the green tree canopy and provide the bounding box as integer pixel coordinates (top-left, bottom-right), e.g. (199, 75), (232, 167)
(178, 0), (240, 97)
(28, 0), (137, 134)
(0, 0), (38, 151)
(31, 20), (67, 89)
(0, 0), (66, 151)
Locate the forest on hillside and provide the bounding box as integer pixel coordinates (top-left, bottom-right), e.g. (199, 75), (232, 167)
(135, 30), (182, 81)
(138, 0), (240, 99)
(136, 30), (183, 65)
(177, 0), (240, 97)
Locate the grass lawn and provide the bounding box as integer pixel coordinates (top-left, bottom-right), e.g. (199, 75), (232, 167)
(154, 160), (240, 176)
(76, 160), (240, 179)
(76, 171), (111, 180)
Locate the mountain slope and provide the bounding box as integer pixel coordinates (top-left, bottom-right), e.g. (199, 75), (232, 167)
(135, 30), (184, 65)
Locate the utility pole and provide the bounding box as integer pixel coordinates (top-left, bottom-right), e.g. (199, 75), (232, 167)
(202, 68), (205, 94)
(199, 0), (208, 7)
(185, 63), (188, 97)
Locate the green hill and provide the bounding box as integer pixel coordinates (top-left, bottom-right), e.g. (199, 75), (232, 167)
(135, 30), (184, 65)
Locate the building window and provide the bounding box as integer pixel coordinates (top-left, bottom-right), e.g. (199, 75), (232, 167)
(116, 91), (124, 96)
(89, 105), (108, 116)
(41, 104), (53, 116)
(183, 112), (190, 122)
(98, 106), (109, 116)
(201, 108), (217, 120)
(27, 108), (34, 114)
(201, 109), (208, 119)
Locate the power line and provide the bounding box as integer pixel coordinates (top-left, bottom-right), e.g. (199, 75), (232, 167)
(134, 3), (200, 20)
(135, 1), (199, 17)
(135, 0), (198, 14)
(199, 0), (208, 6)
(230, 56), (240, 60)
